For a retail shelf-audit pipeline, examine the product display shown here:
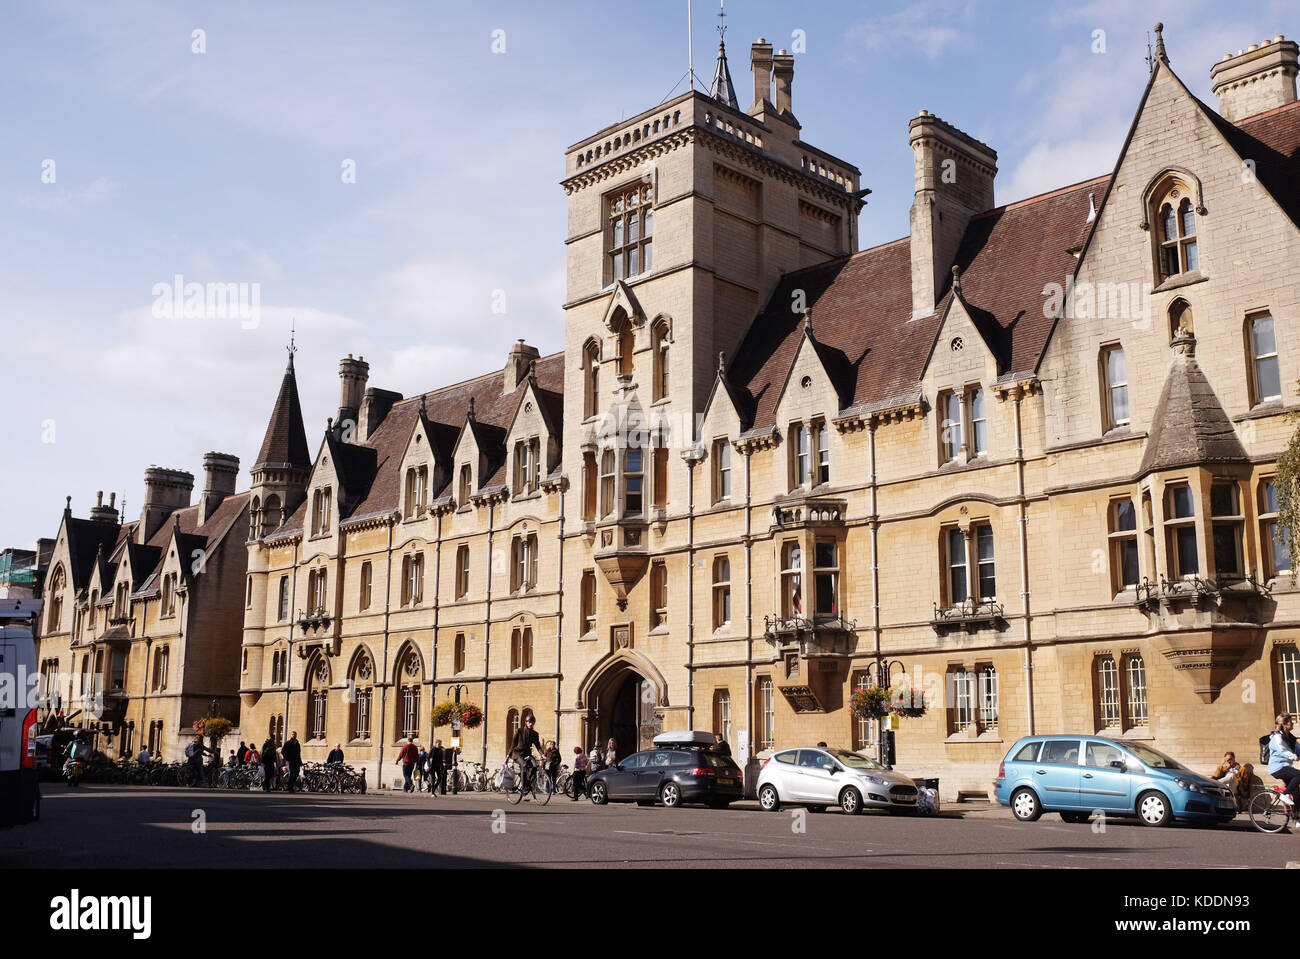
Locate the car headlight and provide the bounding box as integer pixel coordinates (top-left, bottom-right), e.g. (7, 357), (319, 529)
(860, 774), (887, 786)
(1174, 777), (1205, 794)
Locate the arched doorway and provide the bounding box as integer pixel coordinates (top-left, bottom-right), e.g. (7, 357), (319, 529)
(589, 668), (661, 760)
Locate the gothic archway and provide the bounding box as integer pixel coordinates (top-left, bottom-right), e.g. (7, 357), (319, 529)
(577, 649), (668, 759)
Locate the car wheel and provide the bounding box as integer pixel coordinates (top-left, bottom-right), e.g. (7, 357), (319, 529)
(758, 784), (780, 812)
(1011, 788), (1042, 822)
(660, 782), (682, 808)
(589, 780), (608, 805)
(1137, 790), (1172, 827)
(839, 786), (863, 816)
(1060, 811), (1089, 823)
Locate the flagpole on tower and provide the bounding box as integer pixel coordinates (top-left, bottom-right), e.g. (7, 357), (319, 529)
(688, 0), (695, 91)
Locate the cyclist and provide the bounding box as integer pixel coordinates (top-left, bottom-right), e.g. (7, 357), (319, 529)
(1268, 712), (1300, 805)
(510, 715), (543, 790)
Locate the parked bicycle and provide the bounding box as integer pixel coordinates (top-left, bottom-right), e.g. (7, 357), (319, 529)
(1249, 784), (1297, 832)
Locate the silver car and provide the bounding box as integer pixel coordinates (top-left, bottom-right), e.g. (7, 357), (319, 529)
(756, 746), (919, 815)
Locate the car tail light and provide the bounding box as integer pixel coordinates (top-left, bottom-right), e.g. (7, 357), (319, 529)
(691, 767), (716, 776)
(997, 760), (1005, 780)
(761, 758), (771, 770)
(21, 709), (37, 770)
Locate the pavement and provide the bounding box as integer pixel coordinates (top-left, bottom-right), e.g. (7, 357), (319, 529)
(6, 782), (1295, 869)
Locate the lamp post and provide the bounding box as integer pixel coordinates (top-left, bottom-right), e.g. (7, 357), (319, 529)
(864, 658), (906, 769)
(444, 683), (470, 793)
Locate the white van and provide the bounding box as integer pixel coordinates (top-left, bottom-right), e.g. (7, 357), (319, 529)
(0, 599), (41, 827)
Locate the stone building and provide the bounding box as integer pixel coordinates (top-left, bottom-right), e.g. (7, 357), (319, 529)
(33, 364), (304, 758)
(238, 28), (1300, 797)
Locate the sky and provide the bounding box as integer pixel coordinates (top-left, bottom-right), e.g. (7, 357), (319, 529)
(2, 0), (1296, 549)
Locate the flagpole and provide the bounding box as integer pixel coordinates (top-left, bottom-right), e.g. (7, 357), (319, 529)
(688, 0), (694, 90)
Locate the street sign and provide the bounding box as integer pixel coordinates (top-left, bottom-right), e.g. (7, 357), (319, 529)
(451, 736), (461, 749)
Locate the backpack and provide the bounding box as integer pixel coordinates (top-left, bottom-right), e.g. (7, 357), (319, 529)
(1261, 734), (1273, 765)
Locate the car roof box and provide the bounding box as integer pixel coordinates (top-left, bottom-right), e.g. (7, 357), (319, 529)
(652, 730), (715, 748)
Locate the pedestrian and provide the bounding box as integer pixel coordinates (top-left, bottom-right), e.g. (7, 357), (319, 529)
(712, 733), (732, 757)
(246, 743), (261, 766)
(327, 743), (345, 765)
(186, 735), (205, 786)
(396, 737), (419, 792)
(589, 743), (606, 774)
(543, 740), (561, 793)
(261, 736), (278, 792)
(447, 742), (461, 794)
(415, 744), (427, 791)
(226, 750), (238, 768)
(428, 739), (445, 794)
(570, 745), (588, 800)
(282, 731), (303, 792)
(605, 738), (618, 768)
(136, 744), (151, 765)
(236, 741), (248, 765)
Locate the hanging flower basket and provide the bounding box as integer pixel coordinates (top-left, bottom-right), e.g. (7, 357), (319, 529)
(432, 701), (484, 729)
(889, 688), (928, 719)
(850, 686), (891, 721)
(192, 716), (233, 740)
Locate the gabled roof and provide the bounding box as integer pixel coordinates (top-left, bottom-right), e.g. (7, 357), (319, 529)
(62, 517), (123, 590)
(1138, 343), (1249, 475)
(323, 433), (379, 508)
(255, 356), (312, 472)
(1209, 98), (1300, 230)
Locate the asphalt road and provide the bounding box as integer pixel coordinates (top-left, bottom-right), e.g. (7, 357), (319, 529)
(5, 784), (1298, 869)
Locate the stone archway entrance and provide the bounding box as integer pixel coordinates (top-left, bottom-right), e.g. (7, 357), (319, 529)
(586, 664), (662, 760)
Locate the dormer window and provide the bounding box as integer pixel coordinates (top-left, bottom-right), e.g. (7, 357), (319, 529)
(458, 465), (472, 507)
(311, 488), (332, 535)
(1149, 178), (1199, 281)
(608, 181), (654, 282)
(514, 438), (541, 495)
(404, 466), (428, 519)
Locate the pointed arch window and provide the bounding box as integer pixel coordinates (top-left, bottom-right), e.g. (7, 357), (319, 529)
(350, 653), (373, 741)
(1150, 179), (1199, 280)
(398, 651), (422, 741)
(584, 341), (601, 419)
(47, 566), (65, 634)
(608, 181), (654, 282)
(653, 319), (671, 401)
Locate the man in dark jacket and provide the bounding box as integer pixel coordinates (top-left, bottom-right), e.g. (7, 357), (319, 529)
(261, 737), (279, 792)
(510, 716), (543, 789)
(236, 741), (248, 765)
(428, 739), (445, 794)
(281, 732), (303, 792)
(713, 733), (732, 757)
(326, 743), (345, 765)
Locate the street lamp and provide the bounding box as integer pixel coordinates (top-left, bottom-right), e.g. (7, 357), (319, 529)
(864, 658), (906, 769)
(444, 683), (470, 794)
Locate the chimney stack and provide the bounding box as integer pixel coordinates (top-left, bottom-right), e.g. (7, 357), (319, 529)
(749, 39), (773, 115)
(138, 466), (194, 544)
(772, 49), (795, 118)
(89, 491), (119, 524)
(1211, 35), (1298, 122)
(908, 110), (998, 319)
(199, 452), (240, 524)
(503, 340), (541, 395)
(359, 387), (404, 442)
(334, 354), (369, 443)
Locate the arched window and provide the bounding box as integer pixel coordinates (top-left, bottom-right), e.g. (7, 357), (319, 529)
(712, 556), (731, 629)
(1168, 298), (1194, 340)
(1150, 178), (1199, 280)
(1124, 655), (1148, 727)
(454, 633), (466, 674)
(1095, 655), (1121, 728)
(264, 494), (282, 533)
(307, 656), (329, 742)
(47, 566), (65, 634)
(1277, 646), (1300, 715)
(398, 649), (422, 741)
(458, 464), (472, 507)
(652, 319), (670, 401)
(584, 340), (602, 419)
(506, 708), (520, 750)
(350, 652), (374, 741)
(510, 627), (533, 671)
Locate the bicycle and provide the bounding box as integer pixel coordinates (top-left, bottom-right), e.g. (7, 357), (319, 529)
(1249, 784), (1297, 832)
(505, 757), (551, 806)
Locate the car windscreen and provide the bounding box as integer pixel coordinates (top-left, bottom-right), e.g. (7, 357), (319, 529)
(1123, 743), (1187, 771)
(828, 749), (885, 770)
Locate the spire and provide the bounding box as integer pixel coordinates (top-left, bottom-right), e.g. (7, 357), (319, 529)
(1153, 21), (1168, 67)
(255, 351), (312, 473)
(709, 1), (739, 109)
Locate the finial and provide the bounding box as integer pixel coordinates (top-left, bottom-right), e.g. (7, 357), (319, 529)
(528, 358), (538, 382)
(951, 264), (962, 294)
(326, 417), (333, 435)
(419, 393), (427, 416)
(1154, 22), (1168, 66)
(467, 396), (476, 421)
(65, 495), (72, 514)
(717, 351), (726, 375)
(286, 318), (298, 371)
(802, 307), (813, 335)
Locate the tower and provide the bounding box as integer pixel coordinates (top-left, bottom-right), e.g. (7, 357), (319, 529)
(248, 338), (312, 538)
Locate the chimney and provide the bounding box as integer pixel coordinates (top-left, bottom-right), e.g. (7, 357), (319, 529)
(908, 110), (998, 318)
(503, 339), (541, 395)
(335, 354), (369, 442)
(199, 452), (240, 524)
(772, 50), (795, 118)
(1211, 35), (1298, 122)
(359, 387), (403, 442)
(89, 491), (119, 524)
(749, 39), (773, 115)
(138, 466), (194, 544)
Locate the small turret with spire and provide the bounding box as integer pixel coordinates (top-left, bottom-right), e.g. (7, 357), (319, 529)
(709, 0), (740, 110)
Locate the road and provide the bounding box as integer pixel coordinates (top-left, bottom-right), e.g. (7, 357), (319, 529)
(4, 784), (1296, 869)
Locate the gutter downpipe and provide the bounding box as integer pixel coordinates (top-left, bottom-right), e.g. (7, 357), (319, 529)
(1013, 388), (1035, 735)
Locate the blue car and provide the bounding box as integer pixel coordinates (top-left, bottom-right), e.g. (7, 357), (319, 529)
(993, 735), (1236, 827)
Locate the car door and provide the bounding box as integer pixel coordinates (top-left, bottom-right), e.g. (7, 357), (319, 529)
(1080, 740), (1132, 812)
(1033, 739), (1082, 809)
(606, 752), (646, 799)
(767, 749), (800, 798)
(796, 749), (840, 802)
(636, 750), (675, 798)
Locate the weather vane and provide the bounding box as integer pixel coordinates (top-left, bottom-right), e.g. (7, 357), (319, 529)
(287, 318), (298, 362)
(718, 0), (727, 44)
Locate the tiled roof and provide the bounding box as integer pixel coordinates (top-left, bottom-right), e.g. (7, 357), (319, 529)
(255, 357), (311, 472)
(1139, 344), (1249, 475)
(1226, 99), (1300, 230)
(280, 354), (565, 533)
(728, 176), (1105, 429)
(63, 517), (123, 590)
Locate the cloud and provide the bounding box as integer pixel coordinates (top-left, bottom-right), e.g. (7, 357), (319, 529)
(844, 2), (969, 60)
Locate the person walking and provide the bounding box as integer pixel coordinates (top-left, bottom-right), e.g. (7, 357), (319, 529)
(712, 733), (732, 757)
(282, 732), (303, 792)
(543, 740), (561, 794)
(186, 735), (206, 787)
(415, 744), (427, 792)
(236, 741), (248, 765)
(570, 745), (588, 801)
(605, 738), (618, 768)
(327, 743), (345, 765)
(446, 742), (461, 794)
(429, 739), (445, 794)
(261, 736), (279, 792)
(246, 743), (261, 766)
(396, 737), (419, 792)
(136, 744), (151, 765)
